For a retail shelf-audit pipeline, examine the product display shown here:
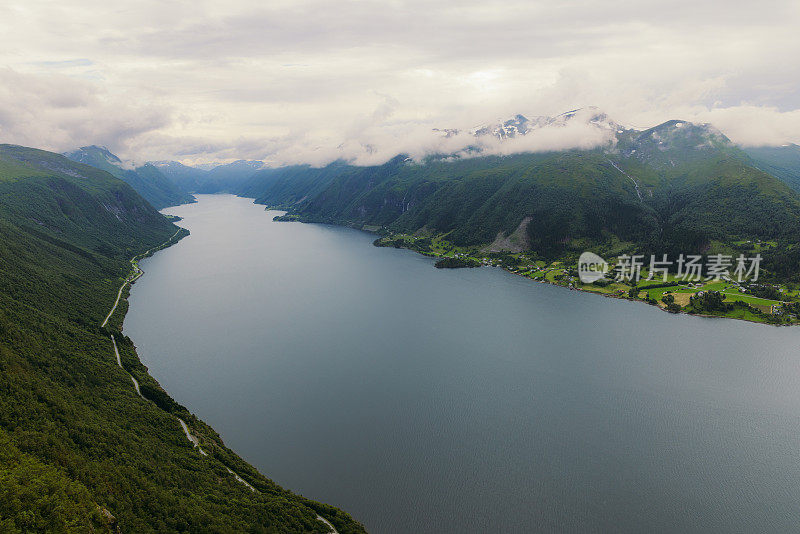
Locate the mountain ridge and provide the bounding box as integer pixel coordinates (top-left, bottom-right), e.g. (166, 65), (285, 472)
(236, 113), (800, 275)
(65, 145), (195, 210)
(152, 159), (264, 194)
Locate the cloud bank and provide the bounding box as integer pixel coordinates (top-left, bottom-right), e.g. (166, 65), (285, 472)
(1, 0), (800, 165)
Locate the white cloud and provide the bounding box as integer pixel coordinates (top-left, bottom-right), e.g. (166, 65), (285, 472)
(0, 69), (170, 153)
(1, 0), (799, 164)
(694, 106), (800, 147)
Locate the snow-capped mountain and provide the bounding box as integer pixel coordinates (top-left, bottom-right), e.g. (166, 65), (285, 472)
(615, 119), (735, 169)
(467, 107), (625, 141)
(432, 107), (741, 169)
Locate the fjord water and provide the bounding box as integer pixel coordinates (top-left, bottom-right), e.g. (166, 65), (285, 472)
(125, 194), (800, 533)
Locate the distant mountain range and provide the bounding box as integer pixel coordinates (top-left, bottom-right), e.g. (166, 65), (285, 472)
(151, 159), (264, 194)
(469, 107), (622, 140)
(65, 146), (266, 208)
(62, 109), (800, 272)
(4, 109), (800, 528)
(235, 110), (800, 275)
(64, 146), (195, 210)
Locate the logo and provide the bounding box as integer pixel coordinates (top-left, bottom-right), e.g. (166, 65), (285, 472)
(578, 251), (608, 283)
(576, 252), (761, 284)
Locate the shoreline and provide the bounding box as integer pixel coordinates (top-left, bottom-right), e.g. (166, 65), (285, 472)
(108, 215), (344, 533)
(502, 266), (791, 327)
(260, 205), (792, 327)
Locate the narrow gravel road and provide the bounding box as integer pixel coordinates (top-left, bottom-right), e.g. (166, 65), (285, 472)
(110, 334), (141, 396)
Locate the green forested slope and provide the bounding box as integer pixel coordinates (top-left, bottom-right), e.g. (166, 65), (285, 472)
(0, 145), (365, 533)
(240, 121), (800, 258)
(200, 161), (263, 193)
(745, 144), (800, 193)
(152, 160), (263, 195)
(150, 161), (209, 194)
(65, 146), (195, 210)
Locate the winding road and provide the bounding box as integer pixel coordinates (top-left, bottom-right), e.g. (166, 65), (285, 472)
(225, 466), (255, 492)
(101, 268), (140, 328)
(178, 417), (208, 456)
(101, 227), (339, 533)
(101, 228), (181, 328)
(110, 334), (141, 396)
(316, 515), (340, 534)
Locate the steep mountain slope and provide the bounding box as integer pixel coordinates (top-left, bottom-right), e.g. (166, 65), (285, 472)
(151, 160), (208, 193)
(0, 145), (365, 533)
(616, 120), (742, 169)
(65, 146), (195, 209)
(240, 151), (661, 253)
(239, 163), (345, 204)
(239, 115), (800, 259)
(745, 144), (800, 193)
(154, 159), (263, 194)
(200, 160), (264, 193)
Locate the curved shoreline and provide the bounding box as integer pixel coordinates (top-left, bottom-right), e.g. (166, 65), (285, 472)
(267, 207), (791, 327)
(380, 238), (793, 327)
(101, 228), (181, 328)
(103, 224), (340, 533)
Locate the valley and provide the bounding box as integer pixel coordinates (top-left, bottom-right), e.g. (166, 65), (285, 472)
(124, 194), (800, 533)
(230, 112), (800, 326)
(0, 145), (365, 533)
(6, 3), (800, 532)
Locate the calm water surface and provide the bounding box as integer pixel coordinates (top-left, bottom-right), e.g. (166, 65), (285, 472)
(125, 194), (800, 533)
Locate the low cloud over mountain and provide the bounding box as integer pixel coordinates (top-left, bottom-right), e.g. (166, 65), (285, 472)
(2, 0), (800, 165)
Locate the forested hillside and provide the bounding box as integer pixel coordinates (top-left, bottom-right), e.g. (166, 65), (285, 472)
(0, 145), (365, 533)
(155, 160), (264, 194)
(746, 144), (800, 193)
(65, 146), (195, 209)
(239, 120), (800, 259)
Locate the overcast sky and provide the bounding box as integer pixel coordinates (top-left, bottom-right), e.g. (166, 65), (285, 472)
(2, 0), (799, 165)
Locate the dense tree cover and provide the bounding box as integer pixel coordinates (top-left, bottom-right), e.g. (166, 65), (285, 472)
(745, 144), (800, 193)
(0, 432), (109, 533)
(760, 245), (800, 282)
(238, 127), (800, 261)
(243, 162), (363, 209)
(745, 284), (783, 300)
(660, 293), (683, 314)
(434, 257), (481, 269)
(0, 146), (365, 533)
(688, 291), (730, 313)
(150, 161), (209, 194)
(65, 146), (195, 210)
(685, 291), (785, 323)
(646, 157), (800, 251)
